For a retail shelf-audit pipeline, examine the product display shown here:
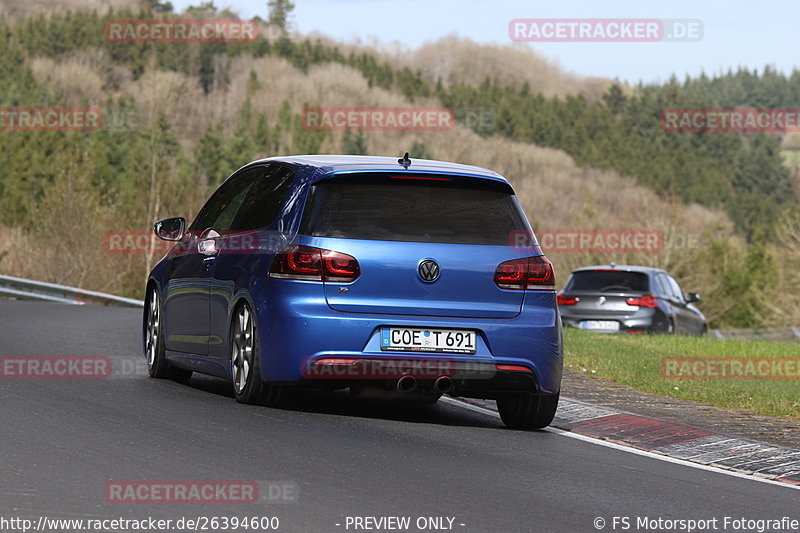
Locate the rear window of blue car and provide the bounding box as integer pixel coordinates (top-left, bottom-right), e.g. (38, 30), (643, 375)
(566, 270), (650, 293)
(300, 175), (529, 245)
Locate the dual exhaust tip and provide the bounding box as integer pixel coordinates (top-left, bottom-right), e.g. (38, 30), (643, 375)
(396, 375), (454, 394)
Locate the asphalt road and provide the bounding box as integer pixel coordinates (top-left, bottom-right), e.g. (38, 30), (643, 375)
(0, 300), (797, 533)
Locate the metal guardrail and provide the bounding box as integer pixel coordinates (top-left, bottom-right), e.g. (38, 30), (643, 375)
(710, 327), (800, 342)
(0, 274), (144, 308)
(2, 274), (798, 338)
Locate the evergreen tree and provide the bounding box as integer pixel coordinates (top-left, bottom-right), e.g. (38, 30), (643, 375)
(409, 140), (433, 160)
(268, 0), (295, 36)
(343, 131), (367, 155)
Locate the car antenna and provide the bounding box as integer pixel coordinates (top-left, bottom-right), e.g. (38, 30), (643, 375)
(398, 152), (411, 168)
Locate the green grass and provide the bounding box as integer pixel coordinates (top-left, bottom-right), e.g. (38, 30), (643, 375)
(564, 328), (800, 420)
(781, 149), (800, 162)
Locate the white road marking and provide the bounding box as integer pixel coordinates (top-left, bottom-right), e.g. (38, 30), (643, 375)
(441, 396), (800, 491)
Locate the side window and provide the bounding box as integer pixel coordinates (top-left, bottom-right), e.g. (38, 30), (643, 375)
(666, 276), (686, 303)
(230, 165), (295, 231)
(190, 167), (265, 234)
(654, 274), (670, 297)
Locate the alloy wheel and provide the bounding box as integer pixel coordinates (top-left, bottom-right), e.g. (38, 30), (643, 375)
(232, 305), (253, 394)
(146, 290), (160, 368)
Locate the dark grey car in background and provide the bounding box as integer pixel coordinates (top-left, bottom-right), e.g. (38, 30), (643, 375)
(558, 265), (707, 336)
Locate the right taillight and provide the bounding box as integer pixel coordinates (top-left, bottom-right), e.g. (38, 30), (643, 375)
(557, 294), (579, 306)
(321, 249), (361, 282)
(626, 295), (657, 308)
(269, 245), (360, 283)
(494, 256), (555, 291)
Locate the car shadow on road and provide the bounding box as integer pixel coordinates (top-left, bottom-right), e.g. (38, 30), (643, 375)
(177, 375), (502, 430)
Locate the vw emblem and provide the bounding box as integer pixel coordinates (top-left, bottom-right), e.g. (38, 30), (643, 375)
(418, 260), (440, 282)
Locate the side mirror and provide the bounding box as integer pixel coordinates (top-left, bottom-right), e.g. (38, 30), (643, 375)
(686, 292), (701, 303)
(154, 217), (185, 241)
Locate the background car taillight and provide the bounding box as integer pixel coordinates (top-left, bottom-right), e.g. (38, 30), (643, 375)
(494, 256), (555, 290)
(626, 295), (657, 308)
(269, 245), (360, 282)
(557, 294), (579, 306)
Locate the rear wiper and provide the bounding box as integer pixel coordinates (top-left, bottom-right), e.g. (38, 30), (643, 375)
(599, 285), (631, 292)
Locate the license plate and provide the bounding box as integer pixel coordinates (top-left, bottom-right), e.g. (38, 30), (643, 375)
(381, 327), (477, 354)
(580, 320), (620, 331)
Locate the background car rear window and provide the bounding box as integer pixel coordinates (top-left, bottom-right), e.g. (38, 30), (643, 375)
(566, 271), (649, 292)
(300, 176), (528, 245)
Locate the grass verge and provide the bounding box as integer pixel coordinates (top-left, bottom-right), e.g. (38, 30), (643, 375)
(564, 328), (800, 420)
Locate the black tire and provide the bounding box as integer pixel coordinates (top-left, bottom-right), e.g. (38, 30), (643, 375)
(497, 392), (559, 429)
(652, 315), (675, 335)
(231, 302), (286, 407)
(146, 288), (194, 381)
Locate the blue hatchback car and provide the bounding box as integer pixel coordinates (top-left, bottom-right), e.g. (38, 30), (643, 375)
(144, 155), (563, 428)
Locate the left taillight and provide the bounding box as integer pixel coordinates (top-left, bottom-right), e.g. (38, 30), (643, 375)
(557, 294), (579, 306)
(494, 256), (555, 291)
(269, 245), (360, 283)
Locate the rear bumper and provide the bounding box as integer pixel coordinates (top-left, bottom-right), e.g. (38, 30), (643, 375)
(253, 281), (563, 395)
(561, 308), (663, 333)
(299, 358), (542, 400)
